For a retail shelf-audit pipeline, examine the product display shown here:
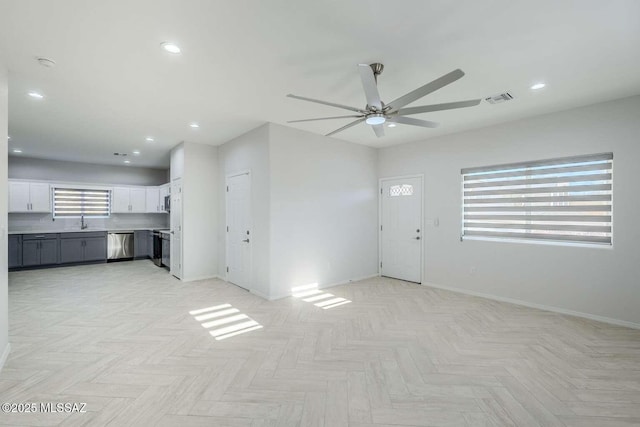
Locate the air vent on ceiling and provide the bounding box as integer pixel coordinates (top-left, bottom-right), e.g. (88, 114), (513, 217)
(485, 92), (514, 104)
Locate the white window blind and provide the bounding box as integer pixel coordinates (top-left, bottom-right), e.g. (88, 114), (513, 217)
(53, 188), (111, 218)
(461, 153), (612, 245)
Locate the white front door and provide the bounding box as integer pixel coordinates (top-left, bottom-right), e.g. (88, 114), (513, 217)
(226, 173), (251, 290)
(170, 179), (182, 279)
(380, 176), (422, 283)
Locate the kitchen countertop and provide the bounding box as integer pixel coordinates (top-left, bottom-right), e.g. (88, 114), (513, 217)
(9, 227), (167, 235)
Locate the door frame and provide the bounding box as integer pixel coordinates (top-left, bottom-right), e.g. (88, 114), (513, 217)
(378, 174), (424, 284)
(225, 170), (252, 291)
(170, 177), (183, 279)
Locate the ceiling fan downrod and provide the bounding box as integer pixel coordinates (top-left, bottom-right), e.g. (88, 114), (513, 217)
(369, 63), (384, 83)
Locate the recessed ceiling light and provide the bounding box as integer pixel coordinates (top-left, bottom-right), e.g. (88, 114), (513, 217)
(388, 123), (397, 128)
(189, 122), (199, 128)
(123, 160), (131, 164)
(531, 83), (546, 90)
(161, 42), (181, 54)
(132, 150), (140, 155)
(12, 149), (22, 153)
(28, 91), (44, 99)
(145, 137), (155, 142)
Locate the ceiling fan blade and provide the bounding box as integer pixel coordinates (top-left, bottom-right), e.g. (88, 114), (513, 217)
(388, 116), (439, 128)
(372, 124), (385, 138)
(287, 94), (365, 113)
(326, 118), (366, 137)
(287, 115), (363, 123)
(358, 64), (382, 110)
(386, 69), (465, 111)
(396, 99), (481, 116)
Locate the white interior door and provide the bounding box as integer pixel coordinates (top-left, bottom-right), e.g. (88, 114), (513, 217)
(226, 173), (251, 290)
(380, 176), (422, 283)
(170, 179), (182, 279)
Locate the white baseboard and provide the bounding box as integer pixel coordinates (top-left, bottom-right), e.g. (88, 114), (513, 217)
(423, 282), (640, 330)
(267, 273), (381, 301)
(251, 289), (271, 300)
(0, 343), (10, 373)
(181, 274), (218, 283)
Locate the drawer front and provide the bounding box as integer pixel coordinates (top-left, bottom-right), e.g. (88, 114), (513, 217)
(22, 233), (58, 240)
(60, 231), (107, 239)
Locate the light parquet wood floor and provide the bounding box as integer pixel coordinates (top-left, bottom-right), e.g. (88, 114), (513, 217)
(1, 261), (640, 426)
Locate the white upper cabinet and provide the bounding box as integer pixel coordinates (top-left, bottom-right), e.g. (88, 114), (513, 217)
(9, 181), (51, 213)
(8, 180), (168, 215)
(129, 188), (146, 213)
(112, 187), (147, 213)
(145, 187), (160, 213)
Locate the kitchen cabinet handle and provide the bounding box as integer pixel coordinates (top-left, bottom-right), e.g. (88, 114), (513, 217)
(34, 235), (45, 238)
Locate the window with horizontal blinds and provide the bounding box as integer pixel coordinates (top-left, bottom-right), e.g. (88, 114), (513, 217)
(53, 188), (111, 218)
(461, 153), (613, 245)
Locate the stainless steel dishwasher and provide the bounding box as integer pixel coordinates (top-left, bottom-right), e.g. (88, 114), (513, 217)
(107, 232), (134, 260)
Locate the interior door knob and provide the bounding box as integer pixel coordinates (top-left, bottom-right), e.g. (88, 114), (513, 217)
(242, 239), (250, 243)
(415, 236), (421, 240)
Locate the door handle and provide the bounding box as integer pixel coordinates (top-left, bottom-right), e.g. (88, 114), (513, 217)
(414, 236), (421, 240)
(242, 239), (250, 243)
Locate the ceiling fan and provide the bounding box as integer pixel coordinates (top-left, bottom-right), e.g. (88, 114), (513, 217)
(286, 63), (481, 138)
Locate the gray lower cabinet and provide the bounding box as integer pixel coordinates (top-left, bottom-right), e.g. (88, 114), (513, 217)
(59, 238), (84, 263)
(60, 232), (107, 264)
(84, 237), (107, 262)
(8, 235), (22, 268)
(22, 234), (58, 267)
(134, 230), (148, 258)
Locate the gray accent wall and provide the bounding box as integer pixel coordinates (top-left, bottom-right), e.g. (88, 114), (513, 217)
(9, 157), (168, 186)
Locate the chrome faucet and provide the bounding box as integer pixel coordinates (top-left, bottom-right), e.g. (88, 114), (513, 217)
(81, 215), (88, 230)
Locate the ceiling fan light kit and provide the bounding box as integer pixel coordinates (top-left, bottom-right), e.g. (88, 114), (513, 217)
(365, 113), (385, 125)
(287, 63), (481, 137)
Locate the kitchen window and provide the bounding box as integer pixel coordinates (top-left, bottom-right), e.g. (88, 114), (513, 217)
(461, 153), (613, 246)
(53, 187), (111, 218)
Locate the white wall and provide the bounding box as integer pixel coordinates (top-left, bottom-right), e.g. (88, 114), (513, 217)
(180, 142), (218, 282)
(217, 125), (271, 297)
(0, 65), (9, 370)
(268, 124), (379, 299)
(9, 157), (168, 186)
(378, 95), (640, 326)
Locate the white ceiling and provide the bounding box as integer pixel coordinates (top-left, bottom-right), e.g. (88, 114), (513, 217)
(1, 0), (639, 168)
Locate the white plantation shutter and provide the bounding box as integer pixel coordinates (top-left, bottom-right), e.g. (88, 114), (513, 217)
(461, 153), (613, 245)
(53, 188), (111, 218)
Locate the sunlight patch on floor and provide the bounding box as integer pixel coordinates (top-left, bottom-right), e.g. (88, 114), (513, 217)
(190, 304), (263, 340)
(291, 283), (352, 310)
